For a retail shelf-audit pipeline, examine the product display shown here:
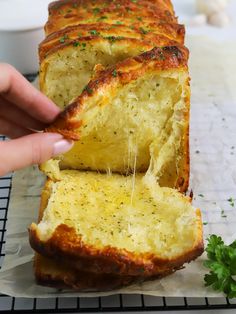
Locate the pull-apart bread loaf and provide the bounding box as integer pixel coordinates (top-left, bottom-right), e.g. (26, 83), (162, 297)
(29, 0), (204, 291)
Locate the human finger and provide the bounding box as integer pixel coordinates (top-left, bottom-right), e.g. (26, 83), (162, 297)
(0, 133), (73, 176)
(0, 97), (45, 131)
(0, 63), (60, 124)
(0, 116), (32, 139)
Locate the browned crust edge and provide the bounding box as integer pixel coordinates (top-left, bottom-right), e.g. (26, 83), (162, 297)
(34, 254), (176, 291)
(39, 30), (181, 62)
(30, 221), (203, 277)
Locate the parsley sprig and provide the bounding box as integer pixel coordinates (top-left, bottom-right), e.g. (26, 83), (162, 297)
(204, 235), (236, 298)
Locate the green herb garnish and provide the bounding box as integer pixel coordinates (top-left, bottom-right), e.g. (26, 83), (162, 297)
(89, 30), (100, 36)
(204, 235), (236, 298)
(158, 51), (165, 60)
(59, 34), (69, 43)
(221, 210), (227, 218)
(198, 194), (204, 198)
(228, 197), (235, 207)
(83, 85), (93, 94)
(112, 69), (118, 77)
(93, 7), (100, 14)
(73, 41), (80, 47)
(97, 16), (107, 20)
(105, 36), (124, 42)
(139, 27), (148, 34)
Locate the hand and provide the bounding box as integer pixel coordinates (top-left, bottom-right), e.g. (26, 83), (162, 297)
(0, 63), (73, 176)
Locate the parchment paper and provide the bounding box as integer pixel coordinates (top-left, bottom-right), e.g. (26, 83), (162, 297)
(0, 36), (236, 298)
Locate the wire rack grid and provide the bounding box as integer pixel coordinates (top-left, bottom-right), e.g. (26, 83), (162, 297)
(1, 75), (236, 312)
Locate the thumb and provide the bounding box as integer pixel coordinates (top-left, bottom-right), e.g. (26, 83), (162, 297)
(0, 133), (73, 176)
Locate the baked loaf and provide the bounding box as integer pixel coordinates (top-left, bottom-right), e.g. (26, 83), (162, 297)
(31, 171), (203, 284)
(29, 0), (204, 291)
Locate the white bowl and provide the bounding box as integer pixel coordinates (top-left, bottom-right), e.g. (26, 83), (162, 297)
(0, 28), (45, 74)
(0, 0), (52, 74)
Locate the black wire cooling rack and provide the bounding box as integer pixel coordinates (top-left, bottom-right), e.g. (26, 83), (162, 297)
(0, 75), (236, 312)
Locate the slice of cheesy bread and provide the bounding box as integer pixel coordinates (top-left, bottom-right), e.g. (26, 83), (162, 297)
(39, 35), (179, 109)
(42, 47), (190, 191)
(34, 182), (177, 291)
(30, 171), (203, 277)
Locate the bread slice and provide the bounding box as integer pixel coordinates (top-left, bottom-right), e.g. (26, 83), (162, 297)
(39, 22), (184, 109)
(35, 254), (152, 291)
(35, 253), (176, 291)
(41, 47), (190, 191)
(39, 35), (178, 109)
(34, 176), (177, 291)
(45, 0), (176, 36)
(29, 170), (203, 277)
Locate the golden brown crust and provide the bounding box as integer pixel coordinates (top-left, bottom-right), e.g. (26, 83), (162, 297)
(39, 34), (178, 63)
(48, 0), (174, 13)
(45, 0), (177, 35)
(39, 24), (184, 62)
(30, 221), (203, 277)
(175, 80), (190, 193)
(42, 22), (185, 48)
(46, 45), (189, 140)
(35, 254), (175, 291)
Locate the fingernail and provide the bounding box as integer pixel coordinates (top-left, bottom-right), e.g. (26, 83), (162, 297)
(53, 139), (74, 156)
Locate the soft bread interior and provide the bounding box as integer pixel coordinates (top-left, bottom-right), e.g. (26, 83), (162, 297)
(35, 171), (201, 259)
(41, 39), (148, 108)
(42, 69), (189, 189)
